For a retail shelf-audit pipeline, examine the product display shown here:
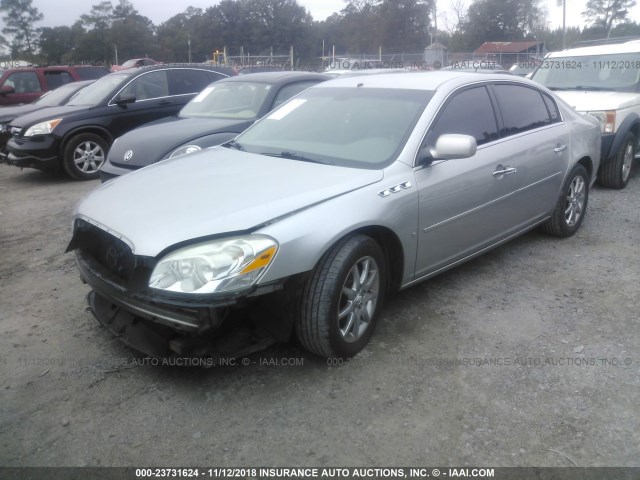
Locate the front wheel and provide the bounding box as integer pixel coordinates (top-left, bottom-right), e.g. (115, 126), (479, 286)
(297, 235), (386, 358)
(598, 131), (635, 189)
(541, 164), (589, 238)
(62, 133), (108, 180)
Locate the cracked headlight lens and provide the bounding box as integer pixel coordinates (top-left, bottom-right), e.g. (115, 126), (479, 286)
(149, 235), (278, 294)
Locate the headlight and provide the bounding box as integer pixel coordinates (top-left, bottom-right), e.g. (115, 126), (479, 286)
(24, 118), (62, 137)
(149, 235), (278, 294)
(587, 110), (615, 133)
(169, 144), (202, 158)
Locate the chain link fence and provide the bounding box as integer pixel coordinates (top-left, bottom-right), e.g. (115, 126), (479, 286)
(211, 47), (544, 72)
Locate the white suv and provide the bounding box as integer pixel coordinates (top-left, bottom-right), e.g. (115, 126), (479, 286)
(532, 39), (640, 188)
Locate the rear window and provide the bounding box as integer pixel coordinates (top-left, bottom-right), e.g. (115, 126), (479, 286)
(493, 84), (553, 135)
(168, 69), (228, 96)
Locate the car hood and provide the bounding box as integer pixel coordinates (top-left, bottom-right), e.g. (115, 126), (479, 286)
(109, 116), (250, 168)
(0, 104), (45, 123)
(10, 105), (89, 128)
(77, 147), (384, 257)
(553, 90), (640, 112)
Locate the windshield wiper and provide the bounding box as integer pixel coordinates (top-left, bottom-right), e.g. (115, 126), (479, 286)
(223, 139), (244, 151)
(575, 86), (614, 91)
(262, 151), (332, 165)
(549, 86), (614, 91)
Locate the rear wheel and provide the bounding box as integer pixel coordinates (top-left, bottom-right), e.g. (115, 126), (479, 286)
(598, 131), (635, 189)
(62, 133), (108, 180)
(297, 235), (386, 358)
(541, 164), (589, 238)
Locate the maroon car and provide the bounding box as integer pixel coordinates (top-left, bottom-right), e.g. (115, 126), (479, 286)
(111, 58), (158, 72)
(0, 66), (109, 106)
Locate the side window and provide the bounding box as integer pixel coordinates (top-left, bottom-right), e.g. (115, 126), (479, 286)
(168, 70), (226, 96)
(542, 93), (561, 123)
(44, 71), (73, 89)
(271, 81), (320, 110)
(427, 86), (499, 146)
(4, 72), (42, 93)
(120, 70), (168, 100)
(493, 84), (552, 136)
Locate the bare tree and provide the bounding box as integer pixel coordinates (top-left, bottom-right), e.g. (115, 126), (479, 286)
(440, 0), (468, 34)
(583, 0), (637, 37)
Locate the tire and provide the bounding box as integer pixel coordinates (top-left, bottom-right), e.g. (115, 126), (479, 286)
(541, 164), (589, 238)
(598, 131), (635, 189)
(297, 235), (386, 358)
(62, 133), (108, 180)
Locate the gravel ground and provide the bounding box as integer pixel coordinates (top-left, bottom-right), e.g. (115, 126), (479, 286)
(0, 163), (639, 468)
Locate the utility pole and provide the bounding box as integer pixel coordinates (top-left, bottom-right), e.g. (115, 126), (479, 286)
(558, 0), (566, 50)
(433, 0), (438, 46)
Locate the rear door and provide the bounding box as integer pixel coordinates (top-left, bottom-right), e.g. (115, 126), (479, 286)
(489, 83), (569, 220)
(413, 82), (566, 278)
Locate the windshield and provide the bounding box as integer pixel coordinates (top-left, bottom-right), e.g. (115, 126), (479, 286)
(66, 73), (129, 106)
(532, 53), (640, 92)
(231, 87), (433, 169)
(34, 83), (84, 107)
(180, 81), (272, 120)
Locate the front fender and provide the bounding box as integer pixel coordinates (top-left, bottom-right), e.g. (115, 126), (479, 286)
(256, 164), (419, 286)
(607, 113), (640, 161)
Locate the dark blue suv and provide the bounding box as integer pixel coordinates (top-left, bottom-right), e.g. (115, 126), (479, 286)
(5, 65), (234, 180)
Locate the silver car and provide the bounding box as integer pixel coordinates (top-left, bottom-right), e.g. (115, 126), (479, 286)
(68, 72), (601, 360)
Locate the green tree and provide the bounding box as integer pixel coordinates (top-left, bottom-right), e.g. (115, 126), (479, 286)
(112, 0), (136, 19)
(156, 8), (203, 62)
(38, 26), (74, 64)
(460, 0), (546, 50)
(244, 0), (314, 55)
(377, 0), (431, 52)
(0, 0), (43, 57)
(582, 0), (637, 37)
(80, 1), (114, 64)
(109, 1), (156, 63)
(316, 0), (431, 55)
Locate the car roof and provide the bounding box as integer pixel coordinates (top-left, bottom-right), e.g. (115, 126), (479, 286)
(317, 71), (533, 91)
(112, 64), (237, 79)
(218, 71), (329, 84)
(548, 40), (640, 57)
(57, 79), (95, 90)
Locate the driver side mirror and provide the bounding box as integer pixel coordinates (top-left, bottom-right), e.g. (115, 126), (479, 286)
(0, 85), (15, 96)
(114, 93), (136, 105)
(418, 134), (477, 166)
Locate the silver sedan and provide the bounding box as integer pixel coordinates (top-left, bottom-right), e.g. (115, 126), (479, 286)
(68, 72), (601, 360)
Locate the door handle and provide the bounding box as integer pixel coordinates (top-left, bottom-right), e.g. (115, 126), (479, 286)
(554, 144), (567, 153)
(493, 167), (517, 176)
(158, 99), (173, 106)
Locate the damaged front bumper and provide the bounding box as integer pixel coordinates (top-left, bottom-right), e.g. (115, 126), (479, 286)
(76, 250), (285, 361)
